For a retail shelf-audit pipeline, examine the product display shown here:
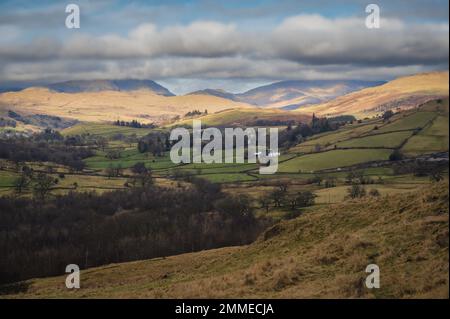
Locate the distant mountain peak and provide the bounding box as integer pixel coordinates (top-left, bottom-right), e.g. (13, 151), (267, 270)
(187, 88), (238, 101)
(185, 80), (385, 109)
(45, 79), (175, 96)
(235, 79), (386, 109)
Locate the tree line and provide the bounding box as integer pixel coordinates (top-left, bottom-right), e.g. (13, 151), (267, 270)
(0, 177), (269, 284)
(0, 134), (94, 171)
(113, 120), (156, 129)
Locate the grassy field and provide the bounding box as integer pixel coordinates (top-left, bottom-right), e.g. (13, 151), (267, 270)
(314, 181), (428, 204)
(167, 108), (310, 128)
(3, 182), (447, 299)
(278, 149), (392, 173)
(377, 111), (437, 133)
(62, 122), (156, 137)
(290, 123), (380, 153)
(1, 99), (448, 197)
(0, 170), (17, 187)
(290, 99), (448, 157)
(402, 115), (449, 156)
(336, 131), (412, 148)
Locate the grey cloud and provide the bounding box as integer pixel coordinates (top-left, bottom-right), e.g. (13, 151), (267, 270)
(0, 14), (448, 85)
(0, 55), (442, 84)
(2, 15), (448, 66)
(269, 15), (449, 66)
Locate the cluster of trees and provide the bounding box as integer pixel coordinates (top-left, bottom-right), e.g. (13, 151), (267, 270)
(184, 109), (207, 117)
(392, 160), (447, 182)
(0, 134), (93, 171)
(0, 178), (269, 284)
(137, 132), (171, 156)
(328, 115), (357, 124)
(308, 174), (338, 188)
(382, 110), (395, 121)
(0, 117), (16, 128)
(389, 149), (404, 161)
(258, 182), (316, 214)
(113, 120), (156, 129)
(279, 114), (344, 149)
(12, 169), (60, 199)
(345, 170), (377, 185)
(346, 184), (380, 199)
(343, 169), (382, 199)
(64, 134), (107, 149)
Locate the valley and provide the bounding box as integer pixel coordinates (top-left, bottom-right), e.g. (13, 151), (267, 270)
(0, 72), (448, 299)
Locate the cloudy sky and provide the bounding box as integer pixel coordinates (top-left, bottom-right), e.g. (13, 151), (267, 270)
(0, 0), (448, 94)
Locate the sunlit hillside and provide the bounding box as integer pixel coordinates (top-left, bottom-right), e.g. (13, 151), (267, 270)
(0, 88), (255, 125)
(166, 107), (311, 127)
(297, 72), (449, 118)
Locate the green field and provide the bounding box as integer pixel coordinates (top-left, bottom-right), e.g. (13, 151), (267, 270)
(278, 149), (392, 173)
(62, 122), (156, 137)
(200, 173), (258, 183)
(402, 115), (449, 155)
(0, 170), (17, 187)
(1, 98), (448, 197)
(336, 131), (412, 148)
(167, 108), (308, 127)
(378, 111), (436, 133)
(290, 123), (379, 153)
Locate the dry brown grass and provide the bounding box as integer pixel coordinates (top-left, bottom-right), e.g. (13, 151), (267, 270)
(0, 88), (254, 125)
(297, 71), (449, 118)
(2, 182), (448, 299)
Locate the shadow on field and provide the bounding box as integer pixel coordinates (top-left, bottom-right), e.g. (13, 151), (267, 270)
(0, 281), (30, 296)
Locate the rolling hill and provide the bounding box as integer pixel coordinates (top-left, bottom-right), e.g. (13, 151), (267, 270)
(296, 71), (449, 118)
(167, 107), (311, 127)
(187, 80), (385, 109)
(235, 80), (385, 109)
(187, 89), (239, 101)
(0, 88), (255, 125)
(45, 79), (175, 96)
(2, 181), (447, 298)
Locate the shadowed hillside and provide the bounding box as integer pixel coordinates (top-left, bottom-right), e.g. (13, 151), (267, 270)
(46, 79), (175, 96)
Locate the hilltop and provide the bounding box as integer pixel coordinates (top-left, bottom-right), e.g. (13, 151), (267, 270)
(2, 182), (447, 298)
(297, 71), (449, 118)
(45, 79), (175, 96)
(166, 107), (311, 127)
(187, 89), (239, 101)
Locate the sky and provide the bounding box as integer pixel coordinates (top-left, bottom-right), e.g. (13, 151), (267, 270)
(0, 0), (448, 94)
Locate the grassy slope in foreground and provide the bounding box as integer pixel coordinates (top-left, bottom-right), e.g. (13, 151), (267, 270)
(3, 182), (448, 298)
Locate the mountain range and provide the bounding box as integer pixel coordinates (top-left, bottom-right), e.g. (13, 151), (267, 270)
(188, 80), (385, 109)
(0, 71), (448, 127)
(1, 79), (384, 110)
